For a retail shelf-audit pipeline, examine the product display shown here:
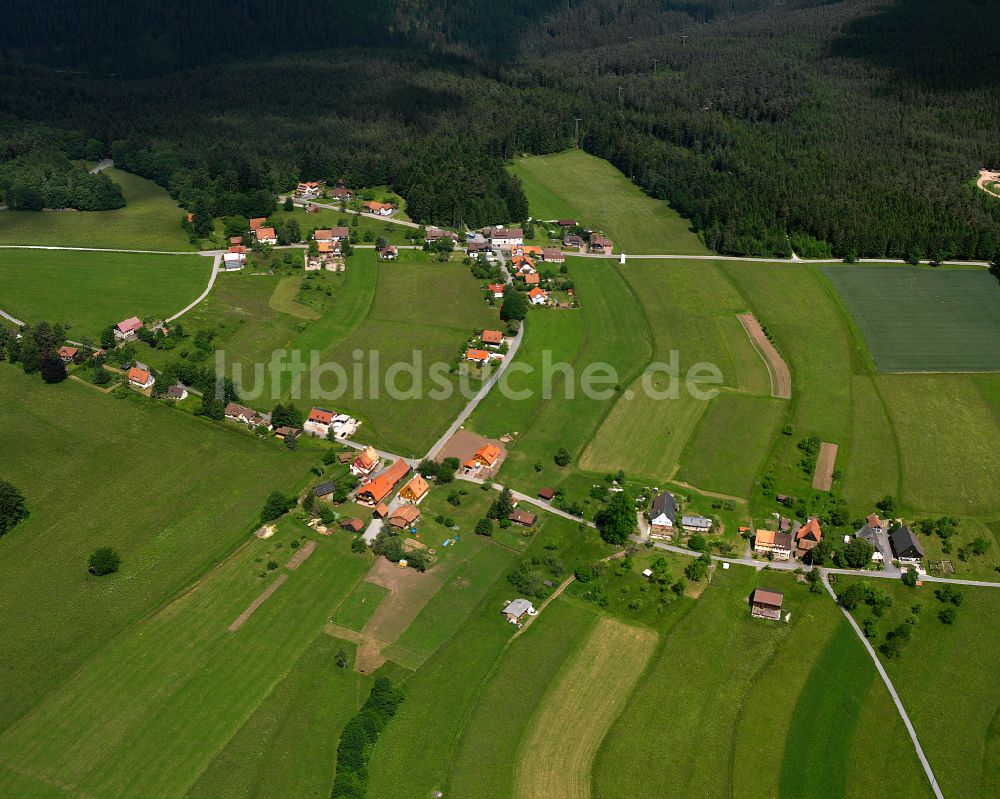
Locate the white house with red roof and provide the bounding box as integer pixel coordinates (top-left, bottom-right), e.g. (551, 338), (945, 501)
(488, 283), (506, 299)
(489, 227), (524, 248)
(115, 316), (143, 340)
(304, 407), (335, 437)
(127, 366), (155, 390)
(528, 287), (549, 305)
(254, 226), (277, 245)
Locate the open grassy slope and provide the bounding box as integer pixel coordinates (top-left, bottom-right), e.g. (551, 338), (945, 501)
(509, 150), (710, 255)
(0, 368), (313, 737)
(0, 168), (195, 250)
(0, 248), (212, 338)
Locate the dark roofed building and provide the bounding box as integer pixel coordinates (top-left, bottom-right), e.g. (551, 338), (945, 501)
(538, 488), (555, 501)
(648, 491), (677, 538)
(314, 481), (335, 498)
(508, 509), (537, 526)
(750, 588), (784, 620)
(890, 525), (924, 561)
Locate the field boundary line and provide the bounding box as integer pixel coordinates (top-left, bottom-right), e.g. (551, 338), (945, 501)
(737, 312), (791, 399)
(228, 574), (289, 631)
(821, 574), (944, 799)
(0, 244), (200, 255)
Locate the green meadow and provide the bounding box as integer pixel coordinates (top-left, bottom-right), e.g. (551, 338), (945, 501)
(0, 168), (195, 250)
(0, 248), (212, 338)
(509, 150), (711, 255)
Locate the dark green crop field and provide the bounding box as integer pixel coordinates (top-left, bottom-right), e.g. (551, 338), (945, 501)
(821, 266), (1000, 373)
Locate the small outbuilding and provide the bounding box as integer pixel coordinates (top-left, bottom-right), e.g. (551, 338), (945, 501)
(508, 509), (537, 527)
(502, 598), (536, 623)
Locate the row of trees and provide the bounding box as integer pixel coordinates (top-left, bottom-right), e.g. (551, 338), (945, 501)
(0, 322), (69, 383)
(331, 677), (404, 799)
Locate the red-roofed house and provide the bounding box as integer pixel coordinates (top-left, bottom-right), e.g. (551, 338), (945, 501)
(488, 283), (506, 299)
(466, 349), (491, 365)
(481, 330), (504, 347)
(357, 460), (411, 505)
(528, 287), (549, 305)
(363, 201), (396, 216)
(304, 407), (335, 437)
(314, 227), (349, 242)
(295, 181), (323, 199)
(255, 226), (277, 244)
(249, 217), (267, 231)
(589, 233), (613, 255)
(795, 517), (823, 559)
(351, 445), (381, 478)
(127, 366), (155, 390)
(115, 316), (143, 340)
(330, 187), (353, 201)
(524, 272), (540, 286)
(58, 346), (78, 363)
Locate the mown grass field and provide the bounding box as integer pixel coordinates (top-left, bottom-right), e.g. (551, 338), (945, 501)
(186, 637), (370, 799)
(0, 248), (212, 338)
(515, 616), (657, 799)
(0, 168), (195, 250)
(839, 576), (1000, 799)
(592, 567), (934, 799)
(821, 265), (1000, 372)
(0, 369), (314, 735)
(509, 150), (711, 254)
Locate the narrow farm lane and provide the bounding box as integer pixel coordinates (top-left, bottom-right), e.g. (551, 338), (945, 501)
(166, 254), (220, 323)
(280, 196), (420, 229)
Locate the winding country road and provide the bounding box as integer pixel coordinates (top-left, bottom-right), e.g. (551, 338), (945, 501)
(166, 254), (220, 323)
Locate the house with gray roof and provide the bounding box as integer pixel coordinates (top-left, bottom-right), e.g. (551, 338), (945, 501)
(648, 491), (678, 540)
(502, 598), (536, 624)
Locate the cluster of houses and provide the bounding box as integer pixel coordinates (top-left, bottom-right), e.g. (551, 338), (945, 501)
(224, 402), (273, 430)
(465, 328), (509, 367)
(308, 227), (349, 271)
(250, 217), (277, 245)
(646, 490), (714, 540)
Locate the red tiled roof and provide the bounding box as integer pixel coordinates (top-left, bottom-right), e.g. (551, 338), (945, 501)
(117, 316), (142, 333)
(249, 217), (266, 230)
(466, 349), (490, 362)
(127, 367), (151, 384)
(309, 407), (334, 425)
(358, 460), (411, 504)
(481, 330), (504, 345)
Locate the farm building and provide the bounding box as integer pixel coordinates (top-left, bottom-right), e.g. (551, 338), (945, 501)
(341, 518), (364, 533)
(682, 515), (712, 533)
(488, 227), (524, 248)
(399, 475), (430, 504)
(753, 529), (793, 561)
(388, 505), (421, 529)
(648, 491), (678, 539)
(557, 219), (576, 227)
(794, 517), (823, 559)
(750, 588), (784, 620)
(502, 598), (536, 623)
(541, 247), (565, 263)
(314, 482), (335, 500)
(351, 445), (381, 477)
(249, 217), (266, 231)
(165, 384), (188, 400)
(115, 316), (143, 340)
(425, 227), (460, 245)
(127, 366), (154, 390)
(357, 460), (411, 505)
(508, 509), (537, 527)
(314, 227), (350, 242)
(538, 487), (555, 501)
(890, 526), (925, 563)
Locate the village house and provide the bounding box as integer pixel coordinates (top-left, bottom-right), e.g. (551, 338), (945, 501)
(465, 348), (491, 366)
(564, 234), (587, 252)
(249, 217), (267, 231)
(528, 287), (549, 305)
(229, 236), (243, 246)
(481, 329), (504, 348)
(314, 227), (350, 242)
(753, 529), (794, 561)
(489, 227), (524, 248)
(523, 272), (541, 286)
(589, 233), (614, 255)
(127, 366), (155, 390)
(750, 588), (784, 620)
(224, 402), (271, 429)
(682, 515), (713, 533)
(542, 247), (566, 263)
(295, 181), (323, 199)
(468, 239), (492, 257)
(855, 521), (889, 563)
(363, 201), (395, 216)
(307, 239), (343, 271)
(356, 459), (411, 505)
(330, 186), (353, 201)
(254, 226), (277, 245)
(502, 598), (536, 624)
(379, 245), (398, 260)
(425, 227), (459, 245)
(508, 509), (537, 527)
(273, 426), (301, 441)
(165, 384), (188, 401)
(115, 316), (143, 340)
(58, 346), (77, 364)
(222, 249), (246, 271)
(389, 505), (421, 530)
(313, 481), (335, 501)
(538, 487), (555, 501)
(399, 474), (430, 504)
(794, 517), (823, 559)
(557, 219), (577, 227)
(304, 407), (335, 437)
(463, 444), (502, 474)
(351, 445), (381, 478)
(487, 283), (506, 299)
(890, 525), (925, 564)
(648, 491), (678, 539)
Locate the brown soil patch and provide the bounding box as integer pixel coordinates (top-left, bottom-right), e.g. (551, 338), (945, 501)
(285, 539), (317, 570)
(811, 442), (838, 491)
(403, 537), (427, 551)
(738, 313), (791, 400)
(363, 557), (442, 643)
(978, 169), (1000, 199)
(228, 574), (288, 632)
(434, 429), (507, 475)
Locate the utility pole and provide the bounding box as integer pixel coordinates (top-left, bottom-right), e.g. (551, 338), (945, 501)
(574, 118), (582, 148)
(681, 34), (688, 47)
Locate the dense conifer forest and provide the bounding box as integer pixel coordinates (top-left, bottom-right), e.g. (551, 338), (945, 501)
(1, 0), (998, 258)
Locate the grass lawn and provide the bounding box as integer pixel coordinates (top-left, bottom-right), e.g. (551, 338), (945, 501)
(186, 637), (371, 799)
(0, 248), (212, 339)
(838, 576), (1000, 799)
(445, 599), (598, 799)
(0, 168), (195, 250)
(592, 567), (933, 799)
(0, 518), (371, 798)
(515, 616), (657, 799)
(821, 265), (1000, 372)
(676, 392), (786, 498)
(0, 368), (314, 735)
(329, 581), (390, 632)
(508, 150), (710, 255)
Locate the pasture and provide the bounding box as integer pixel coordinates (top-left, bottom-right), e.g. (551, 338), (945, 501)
(516, 617), (657, 799)
(592, 567), (934, 799)
(0, 168), (195, 250)
(0, 369), (314, 744)
(821, 265), (1000, 372)
(839, 577), (1000, 799)
(509, 150), (710, 254)
(0, 248), (211, 338)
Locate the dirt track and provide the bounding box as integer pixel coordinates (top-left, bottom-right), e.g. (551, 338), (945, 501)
(977, 169), (1000, 199)
(737, 313), (791, 399)
(812, 442), (838, 491)
(227, 574), (288, 632)
(285, 539), (317, 570)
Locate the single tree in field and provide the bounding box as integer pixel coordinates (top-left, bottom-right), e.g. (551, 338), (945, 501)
(283, 196), (294, 211)
(475, 518), (494, 537)
(554, 447), (571, 467)
(0, 480), (29, 537)
(88, 547), (121, 576)
(595, 491), (636, 545)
